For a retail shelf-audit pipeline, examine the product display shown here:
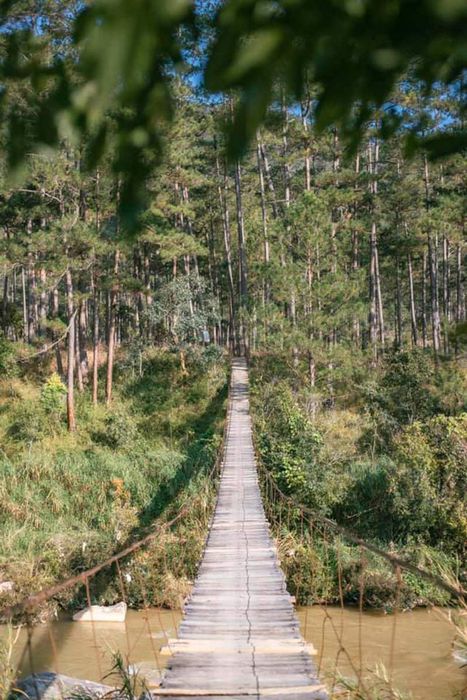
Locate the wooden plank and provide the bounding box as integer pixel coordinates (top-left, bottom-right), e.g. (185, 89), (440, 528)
(153, 359), (328, 700)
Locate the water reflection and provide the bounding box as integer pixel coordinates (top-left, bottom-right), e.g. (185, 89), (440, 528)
(2, 607), (465, 699)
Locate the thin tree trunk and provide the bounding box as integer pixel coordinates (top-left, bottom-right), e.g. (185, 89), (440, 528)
(106, 248), (120, 405)
(422, 252), (428, 348)
(456, 243), (465, 322)
(259, 141), (279, 219)
(75, 315), (84, 391)
(78, 299), (89, 383)
(428, 235), (442, 355)
(2, 273), (8, 334)
(396, 259), (403, 349)
(27, 249), (37, 343)
(369, 222), (378, 360)
(92, 171), (101, 403)
(423, 155), (441, 356)
(215, 146), (237, 352)
(234, 159), (248, 355)
(51, 286), (64, 376)
(375, 246), (385, 348)
(256, 132), (270, 307)
(21, 267), (28, 341)
(443, 236), (450, 321)
(66, 268), (76, 432)
(407, 252), (418, 346)
(234, 161), (248, 302)
(38, 267), (47, 335)
(301, 101), (312, 192)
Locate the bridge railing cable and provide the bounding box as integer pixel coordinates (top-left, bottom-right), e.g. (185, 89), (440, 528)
(257, 461), (466, 601)
(256, 453), (466, 698)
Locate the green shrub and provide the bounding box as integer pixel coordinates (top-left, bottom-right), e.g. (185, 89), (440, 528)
(7, 400), (47, 443)
(99, 410), (139, 449)
(186, 344), (225, 370)
(390, 413), (467, 551)
(359, 350), (465, 453)
(40, 373), (67, 418)
(0, 335), (18, 378)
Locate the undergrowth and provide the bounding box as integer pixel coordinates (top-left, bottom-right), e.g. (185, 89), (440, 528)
(250, 349), (466, 609)
(0, 347), (227, 619)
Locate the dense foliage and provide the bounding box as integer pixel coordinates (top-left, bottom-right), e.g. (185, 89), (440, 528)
(0, 349), (227, 615)
(0, 0), (465, 619)
(251, 351), (466, 607)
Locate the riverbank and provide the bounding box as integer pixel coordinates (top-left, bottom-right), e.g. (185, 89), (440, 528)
(0, 347), (228, 620)
(250, 350), (466, 610)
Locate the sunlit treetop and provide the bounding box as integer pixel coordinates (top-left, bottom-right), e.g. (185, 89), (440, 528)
(0, 0), (466, 223)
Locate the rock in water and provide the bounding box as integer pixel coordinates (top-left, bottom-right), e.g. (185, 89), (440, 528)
(12, 672), (114, 699)
(72, 601), (127, 622)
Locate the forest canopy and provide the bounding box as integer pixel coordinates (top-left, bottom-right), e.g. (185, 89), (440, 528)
(0, 0), (466, 218)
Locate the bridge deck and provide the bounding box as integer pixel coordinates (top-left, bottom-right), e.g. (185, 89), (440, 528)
(153, 358), (327, 700)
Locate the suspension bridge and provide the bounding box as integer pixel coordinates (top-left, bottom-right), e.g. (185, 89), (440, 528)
(2, 358), (465, 700)
(154, 358), (326, 699)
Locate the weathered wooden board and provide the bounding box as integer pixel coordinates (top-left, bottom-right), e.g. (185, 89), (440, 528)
(152, 359), (327, 700)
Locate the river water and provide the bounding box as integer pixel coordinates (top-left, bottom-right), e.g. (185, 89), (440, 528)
(2, 607), (465, 699)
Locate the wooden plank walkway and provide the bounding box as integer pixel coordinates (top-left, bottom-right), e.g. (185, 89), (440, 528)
(153, 358), (327, 700)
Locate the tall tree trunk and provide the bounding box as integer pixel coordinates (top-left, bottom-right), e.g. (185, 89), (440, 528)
(215, 147), (237, 352)
(423, 156), (441, 356)
(396, 259), (403, 349)
(256, 132), (270, 308)
(352, 154), (361, 345)
(51, 286), (64, 376)
(422, 252), (428, 348)
(21, 267), (28, 341)
(442, 236), (450, 321)
(234, 160), (248, 355)
(258, 141), (279, 219)
(66, 268), (76, 432)
(375, 246), (385, 348)
(2, 272), (8, 334)
(27, 249), (37, 343)
(234, 161), (248, 303)
(442, 236), (450, 354)
(369, 222), (378, 361)
(282, 99), (298, 363)
(428, 235), (442, 355)
(106, 248), (120, 405)
(78, 299), (89, 383)
(407, 252), (418, 346)
(75, 315), (84, 391)
(456, 243), (465, 322)
(38, 267), (47, 336)
(301, 100), (312, 192)
(368, 138), (384, 359)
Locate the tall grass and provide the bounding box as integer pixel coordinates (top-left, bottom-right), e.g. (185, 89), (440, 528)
(0, 348), (227, 618)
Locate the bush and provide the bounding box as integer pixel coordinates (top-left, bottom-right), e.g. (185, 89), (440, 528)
(390, 413), (467, 552)
(359, 350), (465, 453)
(252, 380), (351, 511)
(98, 410), (139, 449)
(8, 401), (47, 443)
(335, 414), (467, 553)
(0, 335), (18, 378)
(186, 344), (225, 371)
(40, 373), (67, 418)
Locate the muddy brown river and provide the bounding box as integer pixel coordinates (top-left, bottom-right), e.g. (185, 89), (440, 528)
(2, 607), (465, 699)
